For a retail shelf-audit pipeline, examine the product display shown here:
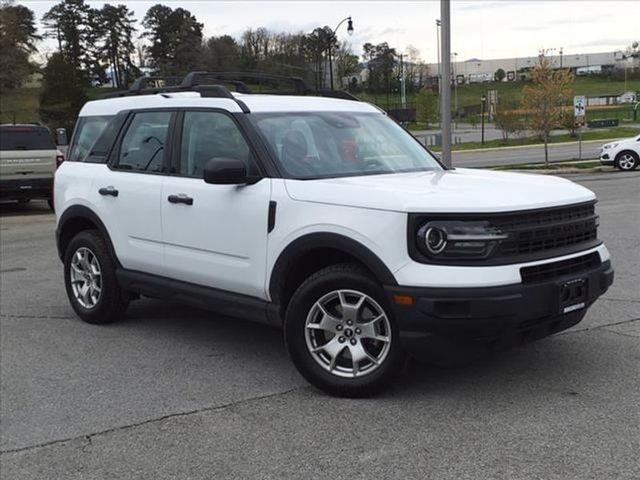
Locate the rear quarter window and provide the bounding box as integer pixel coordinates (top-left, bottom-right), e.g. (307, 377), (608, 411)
(0, 127), (56, 151)
(68, 116), (113, 162)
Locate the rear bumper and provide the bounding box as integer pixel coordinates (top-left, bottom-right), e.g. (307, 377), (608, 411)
(0, 177), (52, 200)
(385, 258), (613, 360)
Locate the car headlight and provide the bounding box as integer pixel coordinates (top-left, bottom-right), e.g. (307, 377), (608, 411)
(603, 143), (618, 150)
(416, 220), (509, 259)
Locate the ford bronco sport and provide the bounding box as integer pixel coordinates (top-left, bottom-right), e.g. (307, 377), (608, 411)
(54, 72), (614, 397)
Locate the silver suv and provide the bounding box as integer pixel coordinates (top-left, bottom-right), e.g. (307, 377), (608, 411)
(0, 124), (64, 208)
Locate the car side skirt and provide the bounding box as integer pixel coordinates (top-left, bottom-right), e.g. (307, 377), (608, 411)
(116, 269), (272, 326)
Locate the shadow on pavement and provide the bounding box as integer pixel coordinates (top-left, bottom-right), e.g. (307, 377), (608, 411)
(109, 297), (609, 400)
(0, 200), (53, 217)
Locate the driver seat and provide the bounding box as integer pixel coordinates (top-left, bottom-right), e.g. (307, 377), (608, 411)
(281, 130), (309, 175)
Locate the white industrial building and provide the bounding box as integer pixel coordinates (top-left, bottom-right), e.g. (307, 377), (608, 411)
(427, 50), (636, 83)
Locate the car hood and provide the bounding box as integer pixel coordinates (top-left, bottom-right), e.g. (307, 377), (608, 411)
(284, 168), (596, 213)
(602, 136), (638, 149)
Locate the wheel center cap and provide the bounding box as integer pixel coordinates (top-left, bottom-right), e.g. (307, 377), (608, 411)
(344, 328), (354, 338)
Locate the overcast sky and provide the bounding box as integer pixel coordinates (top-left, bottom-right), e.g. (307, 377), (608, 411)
(22, 0), (638, 62)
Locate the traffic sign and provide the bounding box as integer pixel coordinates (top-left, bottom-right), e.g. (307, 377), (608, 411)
(574, 95), (586, 117)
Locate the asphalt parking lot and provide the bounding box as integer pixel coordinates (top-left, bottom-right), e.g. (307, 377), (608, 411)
(1, 170), (639, 479)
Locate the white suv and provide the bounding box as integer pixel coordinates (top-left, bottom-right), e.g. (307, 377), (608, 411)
(599, 134), (640, 171)
(54, 73), (614, 397)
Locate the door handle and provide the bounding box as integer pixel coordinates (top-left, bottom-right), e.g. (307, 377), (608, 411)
(167, 194), (193, 206)
(98, 186), (119, 197)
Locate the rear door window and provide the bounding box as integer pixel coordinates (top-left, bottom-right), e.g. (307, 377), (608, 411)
(115, 111), (172, 173)
(178, 110), (257, 178)
(0, 127), (56, 151)
(68, 116), (113, 162)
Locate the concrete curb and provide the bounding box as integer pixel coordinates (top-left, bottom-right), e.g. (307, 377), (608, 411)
(493, 166), (611, 175)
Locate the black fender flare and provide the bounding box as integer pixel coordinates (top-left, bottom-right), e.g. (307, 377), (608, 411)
(56, 205), (119, 265)
(268, 232), (398, 302)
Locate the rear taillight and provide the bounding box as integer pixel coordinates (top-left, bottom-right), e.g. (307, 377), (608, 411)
(56, 155), (65, 168)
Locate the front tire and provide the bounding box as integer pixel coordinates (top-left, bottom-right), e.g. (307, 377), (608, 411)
(616, 151), (639, 171)
(64, 230), (128, 324)
(285, 263), (405, 397)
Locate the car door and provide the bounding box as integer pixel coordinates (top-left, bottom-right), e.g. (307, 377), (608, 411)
(92, 110), (174, 276)
(161, 110), (271, 299)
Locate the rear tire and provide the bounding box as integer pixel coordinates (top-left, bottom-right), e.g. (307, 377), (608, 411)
(616, 151), (639, 171)
(64, 230), (128, 324)
(285, 263), (405, 397)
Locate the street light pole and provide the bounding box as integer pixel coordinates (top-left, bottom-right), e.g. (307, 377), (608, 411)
(328, 16), (354, 91)
(452, 52), (458, 117)
(439, 0), (452, 167)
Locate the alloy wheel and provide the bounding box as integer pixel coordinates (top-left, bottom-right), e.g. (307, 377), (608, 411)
(70, 247), (102, 309)
(304, 289), (392, 378)
(618, 153), (637, 170)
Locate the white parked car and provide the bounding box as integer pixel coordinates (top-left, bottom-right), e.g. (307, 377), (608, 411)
(54, 72), (614, 397)
(600, 134), (640, 171)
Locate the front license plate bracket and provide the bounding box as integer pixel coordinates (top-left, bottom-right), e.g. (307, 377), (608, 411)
(559, 278), (588, 314)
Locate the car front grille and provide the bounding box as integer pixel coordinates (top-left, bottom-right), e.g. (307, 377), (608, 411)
(494, 202), (599, 259)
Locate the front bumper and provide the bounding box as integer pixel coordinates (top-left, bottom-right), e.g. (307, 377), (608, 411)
(385, 258), (613, 360)
(600, 152), (614, 166)
(0, 177), (53, 200)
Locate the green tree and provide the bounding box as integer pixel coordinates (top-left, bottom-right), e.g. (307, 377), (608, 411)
(39, 52), (87, 131)
(42, 0), (92, 82)
(494, 68), (506, 82)
(142, 4), (203, 76)
(416, 87), (438, 127)
(93, 4), (137, 88)
(521, 54), (574, 165)
(0, 1), (41, 90)
(362, 42), (397, 95)
(302, 27), (336, 89)
(202, 35), (240, 71)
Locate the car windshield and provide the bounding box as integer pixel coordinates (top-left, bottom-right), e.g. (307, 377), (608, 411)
(250, 112), (443, 179)
(0, 127), (56, 151)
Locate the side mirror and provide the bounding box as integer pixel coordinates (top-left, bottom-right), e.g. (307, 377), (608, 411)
(56, 128), (68, 146)
(203, 158), (251, 185)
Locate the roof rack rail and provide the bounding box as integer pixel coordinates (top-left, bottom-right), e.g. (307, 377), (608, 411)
(97, 71), (359, 106)
(192, 85), (250, 113)
(180, 71), (313, 95)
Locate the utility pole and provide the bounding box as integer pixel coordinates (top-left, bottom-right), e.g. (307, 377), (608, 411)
(560, 47), (564, 68)
(400, 53), (406, 108)
(436, 19), (441, 126)
(481, 95), (486, 145)
(439, 0), (452, 167)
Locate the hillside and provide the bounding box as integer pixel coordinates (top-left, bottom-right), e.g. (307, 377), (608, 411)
(1, 76), (639, 126)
